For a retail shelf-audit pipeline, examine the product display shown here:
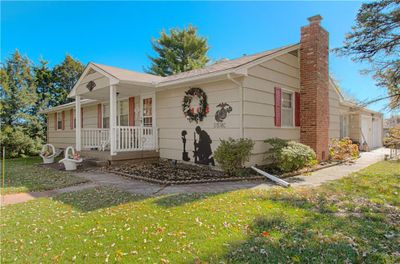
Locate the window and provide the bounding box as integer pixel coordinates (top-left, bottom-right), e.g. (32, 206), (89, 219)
(340, 115), (348, 138)
(119, 100), (129, 126)
(57, 112), (63, 130)
(102, 104), (110, 128)
(281, 91), (293, 127)
(142, 98), (153, 127)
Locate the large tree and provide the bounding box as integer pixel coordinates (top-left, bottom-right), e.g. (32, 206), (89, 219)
(0, 50), (37, 126)
(52, 54), (84, 106)
(335, 0), (400, 109)
(146, 25), (209, 76)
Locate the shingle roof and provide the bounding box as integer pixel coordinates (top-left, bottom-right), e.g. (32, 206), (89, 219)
(161, 44), (299, 83)
(90, 43), (299, 85)
(92, 63), (164, 84)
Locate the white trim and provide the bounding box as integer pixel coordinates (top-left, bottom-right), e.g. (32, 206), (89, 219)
(109, 85), (117, 156)
(75, 96), (81, 151)
(39, 99), (96, 114)
(68, 63), (119, 98)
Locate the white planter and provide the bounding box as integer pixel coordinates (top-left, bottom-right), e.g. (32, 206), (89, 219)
(61, 159), (81, 171)
(40, 144), (56, 164)
(59, 146), (82, 171)
(42, 156), (54, 164)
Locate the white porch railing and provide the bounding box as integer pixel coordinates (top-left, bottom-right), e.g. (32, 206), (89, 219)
(115, 126), (157, 152)
(82, 128), (110, 150)
(81, 126), (158, 152)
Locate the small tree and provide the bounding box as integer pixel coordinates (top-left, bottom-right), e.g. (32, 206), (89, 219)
(384, 125), (400, 148)
(146, 25), (209, 76)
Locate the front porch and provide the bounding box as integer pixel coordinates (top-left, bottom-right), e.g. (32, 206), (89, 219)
(70, 63), (159, 160)
(81, 127), (159, 162)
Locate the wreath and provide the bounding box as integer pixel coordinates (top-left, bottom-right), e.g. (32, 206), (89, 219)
(182, 87), (209, 123)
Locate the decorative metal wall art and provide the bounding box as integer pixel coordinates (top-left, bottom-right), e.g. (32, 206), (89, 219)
(214, 102), (232, 128)
(193, 126), (215, 166)
(181, 130), (190, 161)
(86, 81), (96, 91)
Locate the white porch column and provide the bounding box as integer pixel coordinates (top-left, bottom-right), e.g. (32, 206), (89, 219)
(109, 85), (117, 155)
(75, 95), (81, 151)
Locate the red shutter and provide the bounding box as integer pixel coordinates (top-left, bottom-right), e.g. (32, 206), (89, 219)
(295, 92), (300, 127)
(54, 113), (57, 130)
(70, 109), (74, 129)
(61, 111), (65, 130)
(129, 97), (135, 126)
(97, 104), (102, 128)
(81, 107), (84, 128)
(274, 87), (282, 127)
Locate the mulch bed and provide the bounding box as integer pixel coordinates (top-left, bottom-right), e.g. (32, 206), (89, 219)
(108, 160), (264, 185)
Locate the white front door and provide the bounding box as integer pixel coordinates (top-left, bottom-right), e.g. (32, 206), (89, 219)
(140, 94), (155, 149)
(361, 115), (373, 148)
(372, 117), (382, 148)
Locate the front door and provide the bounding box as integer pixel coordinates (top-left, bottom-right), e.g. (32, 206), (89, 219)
(140, 94), (155, 149)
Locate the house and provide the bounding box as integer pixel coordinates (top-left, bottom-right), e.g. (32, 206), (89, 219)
(40, 15), (383, 166)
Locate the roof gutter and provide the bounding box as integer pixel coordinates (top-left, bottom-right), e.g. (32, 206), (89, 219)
(227, 72), (246, 138)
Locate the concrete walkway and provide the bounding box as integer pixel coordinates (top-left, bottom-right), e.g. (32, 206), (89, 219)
(1, 148), (389, 206)
(1, 182), (99, 206)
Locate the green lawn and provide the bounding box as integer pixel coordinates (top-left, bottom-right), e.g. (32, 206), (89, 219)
(1, 161), (399, 263)
(1, 157), (88, 194)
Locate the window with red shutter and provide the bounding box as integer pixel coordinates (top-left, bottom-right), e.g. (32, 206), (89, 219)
(129, 97), (135, 126)
(274, 87), (282, 127)
(70, 109), (74, 129)
(61, 111), (65, 130)
(97, 104), (102, 128)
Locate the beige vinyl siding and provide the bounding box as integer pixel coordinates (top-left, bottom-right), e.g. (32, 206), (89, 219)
(349, 112), (361, 143)
(47, 104), (99, 149)
(243, 53), (300, 165)
(156, 80), (241, 162)
(47, 110), (75, 148)
(328, 83), (341, 139)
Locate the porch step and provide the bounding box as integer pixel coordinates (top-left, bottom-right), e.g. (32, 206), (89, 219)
(81, 150), (159, 163)
(84, 158), (109, 167)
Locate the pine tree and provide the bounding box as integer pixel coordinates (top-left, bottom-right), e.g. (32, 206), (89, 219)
(335, 0), (400, 109)
(0, 50), (37, 126)
(146, 25), (209, 76)
(52, 54), (84, 105)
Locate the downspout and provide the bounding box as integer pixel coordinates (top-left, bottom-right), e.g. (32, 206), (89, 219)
(227, 73), (245, 138)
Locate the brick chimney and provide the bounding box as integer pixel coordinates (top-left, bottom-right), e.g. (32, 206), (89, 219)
(300, 15), (329, 160)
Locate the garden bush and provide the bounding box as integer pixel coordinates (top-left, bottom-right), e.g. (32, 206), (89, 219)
(329, 138), (359, 161)
(0, 125), (42, 158)
(214, 138), (254, 176)
(264, 138), (316, 173)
